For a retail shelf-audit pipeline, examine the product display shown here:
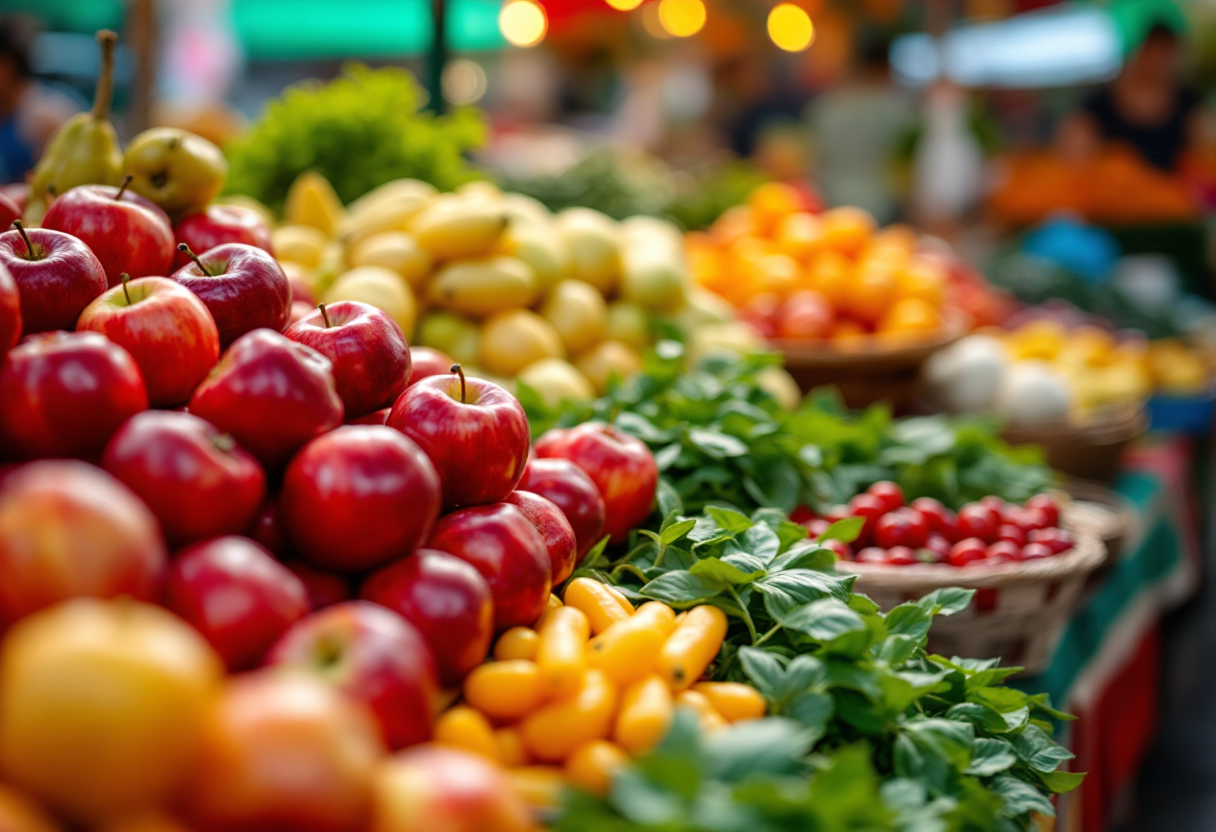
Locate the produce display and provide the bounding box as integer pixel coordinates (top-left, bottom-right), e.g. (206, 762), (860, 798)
(686, 182), (1013, 348)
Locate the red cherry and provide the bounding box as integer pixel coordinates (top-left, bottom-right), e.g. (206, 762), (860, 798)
(847, 493), (886, 544)
(923, 534), (952, 563)
(874, 508), (928, 549)
(957, 504), (1001, 544)
(987, 541), (1021, 563)
(886, 546), (918, 566)
(789, 505), (816, 525)
(1025, 494), (1061, 527)
(855, 547), (888, 564)
(910, 497), (952, 534)
(805, 518), (831, 539)
(1019, 506), (1051, 532)
(1028, 527), (1074, 554)
(996, 524), (1026, 547)
(979, 495), (1006, 513)
(948, 537), (988, 567)
(823, 539), (853, 560)
(1020, 542), (1055, 561)
(866, 481), (905, 513)
(824, 504), (850, 523)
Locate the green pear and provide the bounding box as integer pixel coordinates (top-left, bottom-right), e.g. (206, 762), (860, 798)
(122, 127), (227, 215)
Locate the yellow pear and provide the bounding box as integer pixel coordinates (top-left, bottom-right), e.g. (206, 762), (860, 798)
(606, 301), (652, 350)
(348, 232), (432, 288)
(323, 266), (417, 336)
(284, 171), (347, 237)
(757, 367), (802, 410)
(556, 208), (621, 295)
(457, 180), (505, 202)
(339, 183), (435, 247)
(416, 311), (482, 366)
(540, 280), (608, 354)
(499, 223), (569, 293)
(688, 321), (765, 365)
(517, 358), (596, 408)
(409, 197), (510, 261)
(271, 225), (329, 269)
(675, 287), (735, 332)
(478, 310), (565, 378)
(573, 340), (642, 394)
(428, 256), (539, 318)
(346, 179), (438, 219)
(503, 193), (553, 227)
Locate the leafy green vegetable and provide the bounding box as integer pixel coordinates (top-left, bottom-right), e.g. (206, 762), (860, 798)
(524, 343), (1055, 515)
(501, 150), (675, 221)
(224, 65), (485, 211)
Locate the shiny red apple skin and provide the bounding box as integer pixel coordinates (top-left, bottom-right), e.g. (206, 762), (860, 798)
(0, 227), (107, 333)
(43, 183), (175, 287)
(387, 372), (529, 509)
(517, 457), (607, 558)
(347, 408), (391, 426)
(172, 204), (274, 270)
(289, 300), (314, 326)
(248, 497), (291, 558)
(76, 276), (220, 407)
(164, 536), (309, 671)
(285, 301), (411, 419)
(171, 242), (291, 349)
(101, 410), (265, 547)
(287, 560), (353, 611)
(188, 328), (344, 470)
(535, 422), (658, 544)
(267, 601), (440, 750)
(427, 503), (552, 631)
(281, 426), (441, 572)
(406, 346), (453, 387)
(0, 260), (19, 357)
(360, 548), (494, 687)
(0, 331), (148, 461)
(505, 490), (578, 586)
(0, 190), (19, 229)
(0, 460), (166, 627)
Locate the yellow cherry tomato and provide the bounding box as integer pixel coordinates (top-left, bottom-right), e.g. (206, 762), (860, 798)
(521, 670), (619, 762)
(494, 726), (531, 768)
(588, 602), (677, 687)
(494, 627), (540, 662)
(433, 706), (499, 762)
(613, 674), (673, 755)
(564, 578), (633, 634)
(675, 690), (729, 734)
(565, 740), (629, 797)
(509, 766), (564, 811)
(537, 606), (590, 699)
(692, 682), (767, 722)
(658, 605), (728, 691)
(463, 660), (544, 722)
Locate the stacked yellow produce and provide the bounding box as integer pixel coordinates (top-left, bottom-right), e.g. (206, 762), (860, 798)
(268, 172), (741, 406)
(431, 578), (763, 811)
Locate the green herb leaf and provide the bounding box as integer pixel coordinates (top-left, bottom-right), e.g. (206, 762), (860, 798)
(780, 598), (867, 642)
(967, 738), (1018, 776)
(818, 516), (865, 544)
(639, 571), (726, 606)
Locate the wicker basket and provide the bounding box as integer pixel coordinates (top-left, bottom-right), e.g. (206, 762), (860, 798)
(841, 532), (1106, 674)
(1001, 405), (1147, 484)
(773, 314), (967, 412)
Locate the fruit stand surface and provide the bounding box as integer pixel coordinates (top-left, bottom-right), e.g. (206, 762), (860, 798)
(1017, 436), (1202, 832)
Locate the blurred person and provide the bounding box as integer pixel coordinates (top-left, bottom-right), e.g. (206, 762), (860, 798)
(1061, 19), (1203, 172)
(912, 79), (986, 238)
(0, 16), (80, 184)
(720, 56), (806, 160)
(806, 38), (915, 223)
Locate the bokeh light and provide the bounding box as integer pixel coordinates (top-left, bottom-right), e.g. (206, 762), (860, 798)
(442, 59), (488, 106)
(499, 0), (548, 48)
(768, 3), (815, 52)
(606, 0), (645, 10)
(658, 0), (707, 38)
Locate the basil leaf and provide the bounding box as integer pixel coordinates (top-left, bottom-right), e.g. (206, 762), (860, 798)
(818, 516), (865, 544)
(917, 587), (976, 616)
(1013, 724), (1075, 773)
(689, 557), (763, 586)
(1036, 770), (1086, 794)
(738, 646), (785, 698)
(967, 738), (1018, 776)
(780, 598), (866, 642)
(660, 518), (697, 546)
(990, 775), (1056, 817)
(705, 506), (754, 534)
(639, 570), (726, 606)
(656, 476), (683, 517)
(688, 427), (749, 459)
(757, 571), (853, 622)
(702, 718), (814, 782)
(884, 603), (934, 640)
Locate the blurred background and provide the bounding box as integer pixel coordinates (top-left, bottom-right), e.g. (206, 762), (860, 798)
(2, 1), (1216, 831)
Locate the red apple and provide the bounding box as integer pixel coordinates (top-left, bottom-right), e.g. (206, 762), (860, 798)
(248, 497), (291, 558)
(361, 549), (494, 687)
(0, 190), (19, 229)
(348, 408), (391, 426)
(0, 260), (19, 357)
(427, 503), (551, 630)
(516, 457), (606, 559)
(535, 422), (658, 543)
(0, 223), (108, 333)
(164, 536), (310, 671)
(505, 490), (578, 586)
(171, 242), (290, 349)
(101, 410), (265, 547)
(387, 367), (529, 509)
(281, 426), (441, 572)
(0, 461), (166, 626)
(283, 262), (317, 306)
(406, 346), (453, 387)
(43, 180), (175, 287)
(188, 328), (344, 469)
(289, 299), (315, 326)
(287, 561), (352, 611)
(285, 301), (411, 419)
(77, 276), (220, 406)
(172, 204), (274, 270)
(0, 331), (148, 461)
(369, 746), (537, 832)
(182, 671), (385, 832)
(268, 601), (439, 750)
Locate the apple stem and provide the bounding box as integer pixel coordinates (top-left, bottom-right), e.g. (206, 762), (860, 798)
(120, 273), (131, 304)
(92, 30), (118, 121)
(10, 220), (40, 261)
(114, 175), (133, 201)
(213, 434), (237, 453)
(178, 243), (211, 277)
(319, 303), (332, 329)
(450, 364), (467, 404)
